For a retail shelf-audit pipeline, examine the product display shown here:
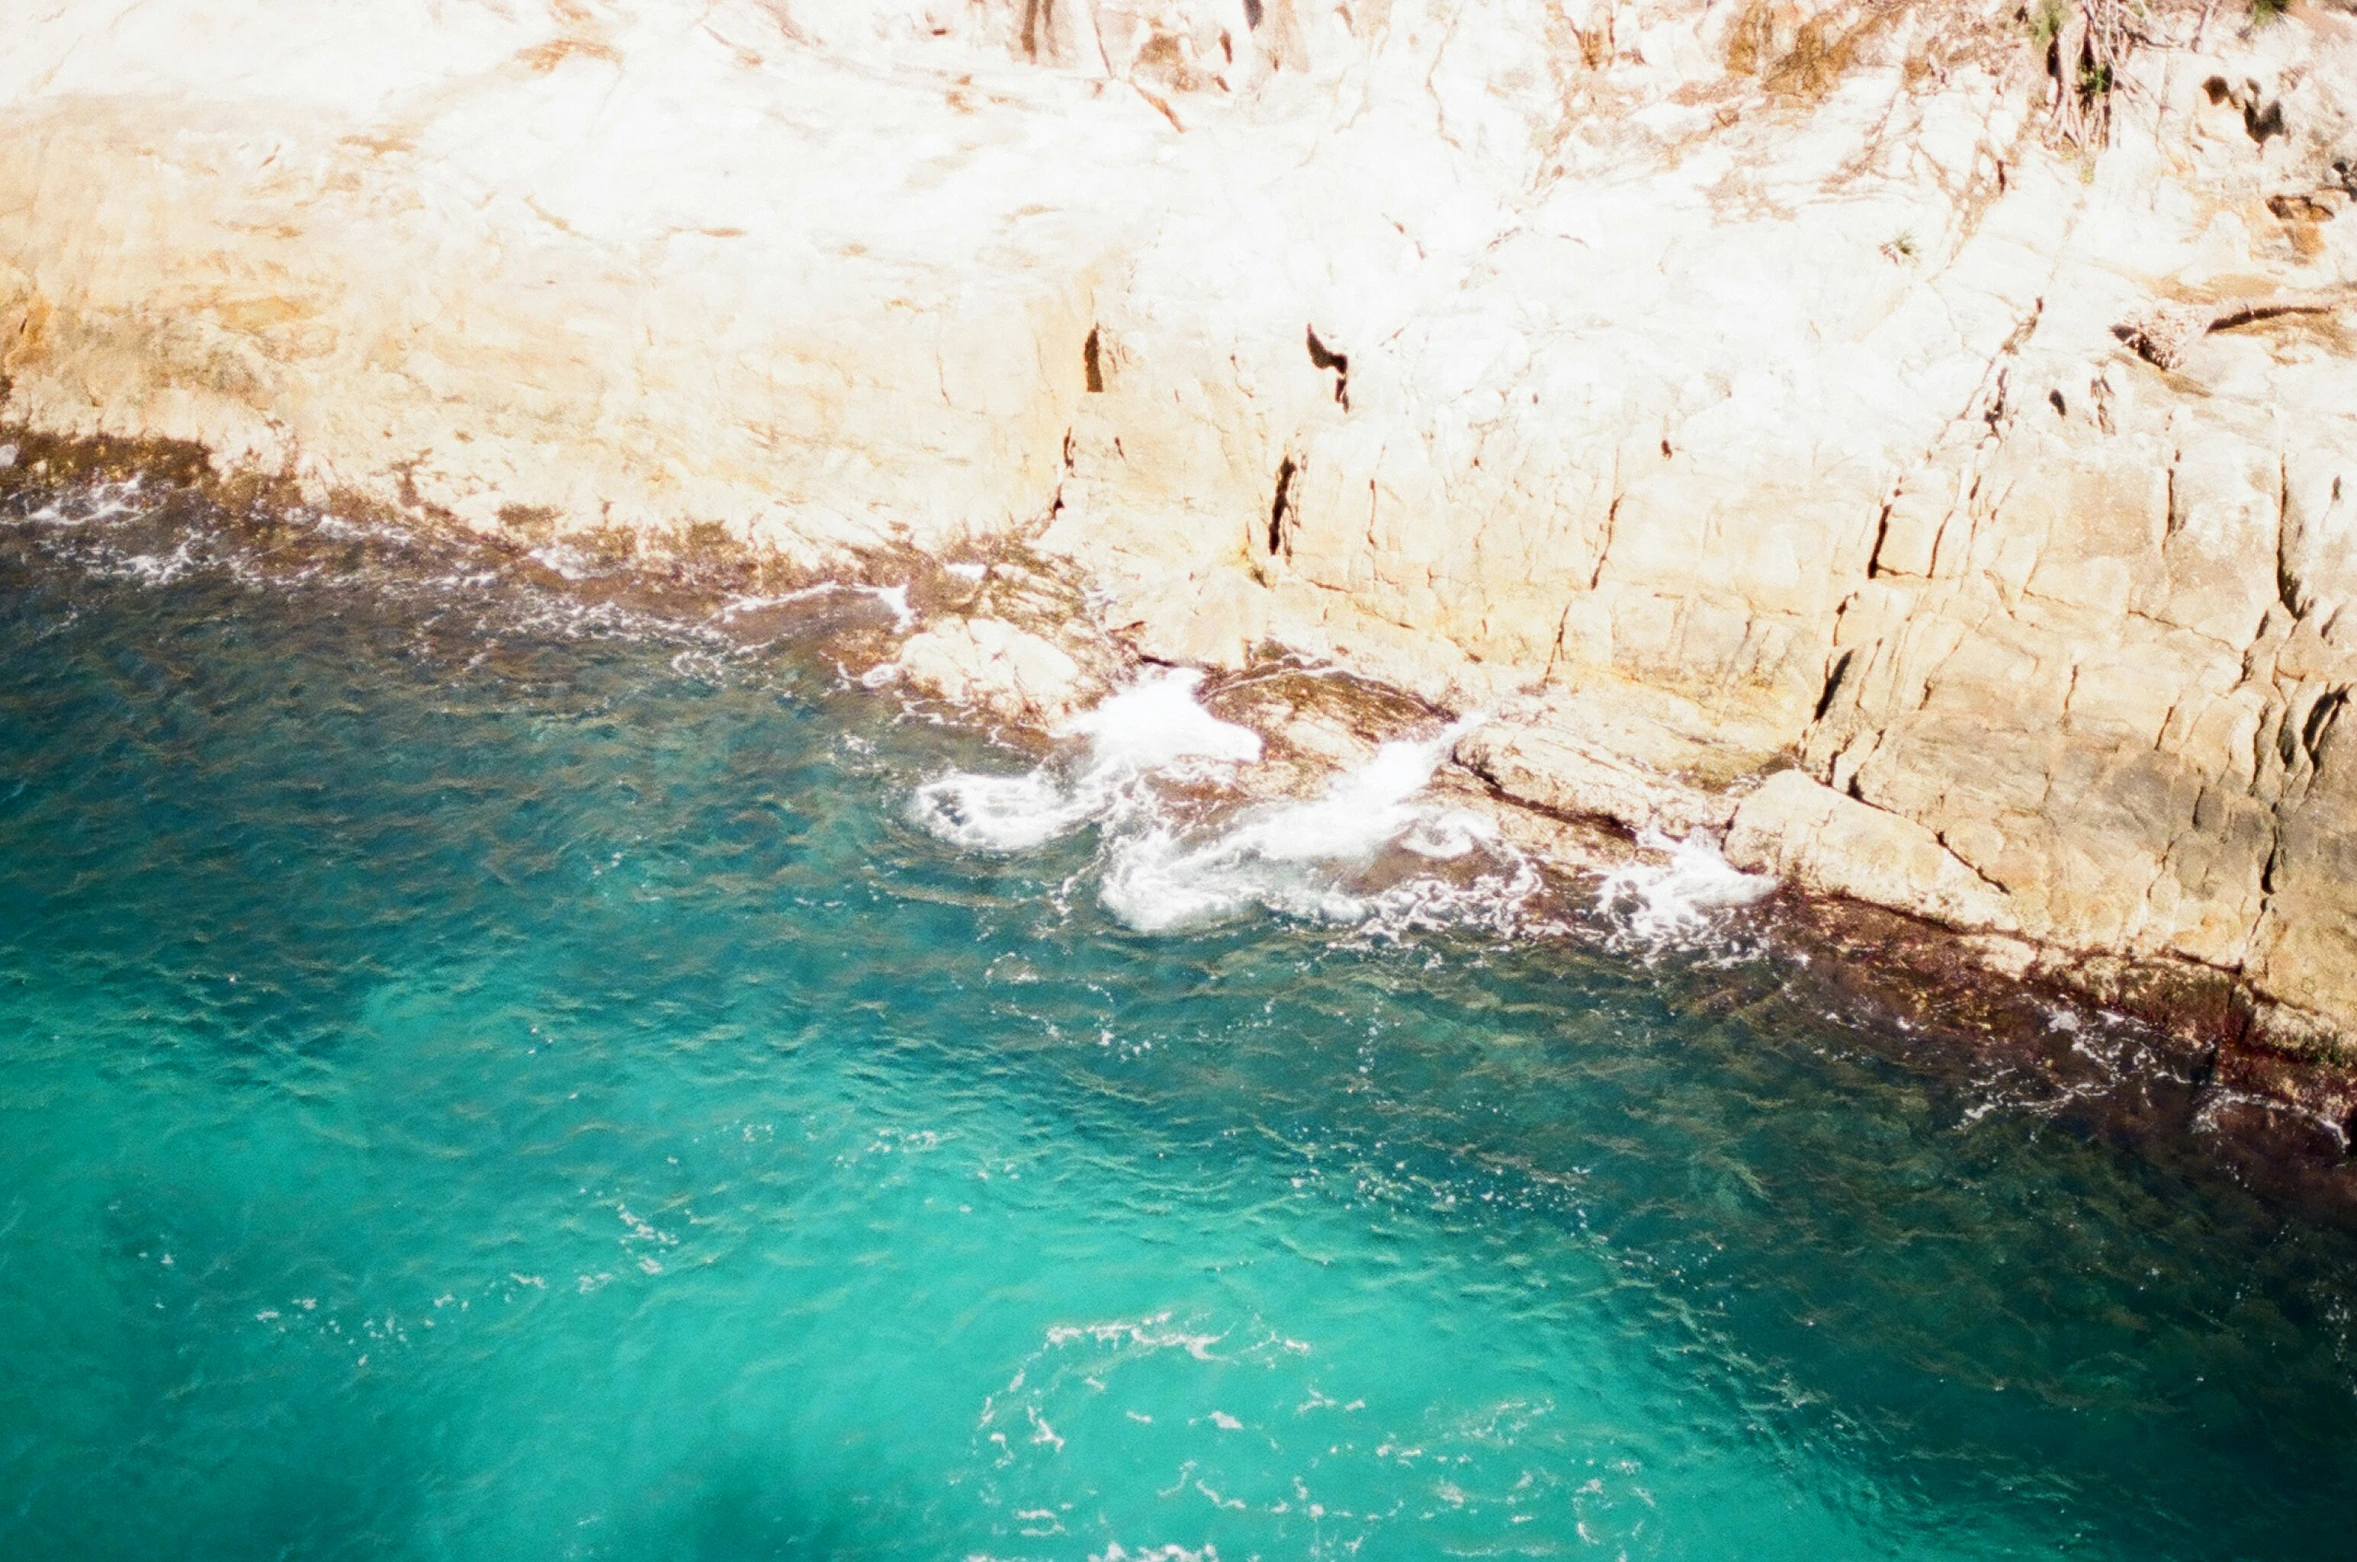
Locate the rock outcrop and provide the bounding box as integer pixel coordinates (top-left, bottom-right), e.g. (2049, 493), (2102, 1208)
(7, 0), (2357, 1052)
(896, 615), (1090, 723)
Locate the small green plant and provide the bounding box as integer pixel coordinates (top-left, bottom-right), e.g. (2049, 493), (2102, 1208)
(1881, 229), (1920, 262)
(2027, 0), (2067, 46)
(2252, 0), (2287, 25)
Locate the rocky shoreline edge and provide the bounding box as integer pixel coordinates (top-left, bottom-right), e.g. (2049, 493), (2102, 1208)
(11, 425), (2356, 1199)
(14, 1), (2357, 1175)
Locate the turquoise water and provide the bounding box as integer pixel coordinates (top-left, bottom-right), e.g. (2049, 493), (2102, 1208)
(5, 491), (2357, 1560)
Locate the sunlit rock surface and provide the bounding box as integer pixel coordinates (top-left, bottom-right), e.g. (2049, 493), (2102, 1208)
(6, 0), (2357, 1049)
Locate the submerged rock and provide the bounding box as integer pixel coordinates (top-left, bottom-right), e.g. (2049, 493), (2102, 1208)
(5, 0), (2357, 1053)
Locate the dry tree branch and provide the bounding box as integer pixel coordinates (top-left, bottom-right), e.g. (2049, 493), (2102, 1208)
(2045, 0), (2131, 148)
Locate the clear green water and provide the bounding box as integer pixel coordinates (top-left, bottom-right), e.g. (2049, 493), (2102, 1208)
(5, 494), (2357, 1561)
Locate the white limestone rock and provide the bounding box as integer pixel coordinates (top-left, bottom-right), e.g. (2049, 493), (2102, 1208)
(895, 617), (1088, 724)
(7, 0), (2357, 1044)
(1726, 770), (2019, 935)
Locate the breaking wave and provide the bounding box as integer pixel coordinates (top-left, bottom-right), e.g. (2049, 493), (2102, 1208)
(910, 670), (1534, 936)
(1593, 828), (1775, 946)
(908, 671), (1264, 856)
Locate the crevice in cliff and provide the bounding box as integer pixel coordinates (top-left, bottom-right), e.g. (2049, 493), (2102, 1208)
(2274, 703), (2303, 778)
(1020, 0), (1068, 61)
(1937, 827), (2012, 898)
(1306, 326), (1349, 410)
(2165, 443), (2182, 538)
(2303, 690), (2346, 770)
(1543, 596), (1576, 684)
(1878, 297), (2043, 585)
(2276, 454), (2300, 615)
(1982, 363), (2013, 431)
(2134, 606), (2240, 656)
(1267, 454), (1299, 557)
(1588, 492), (1621, 591)
(2242, 86), (2285, 148)
(1812, 648), (1855, 723)
(1083, 326), (1105, 393)
(2249, 694), (2276, 797)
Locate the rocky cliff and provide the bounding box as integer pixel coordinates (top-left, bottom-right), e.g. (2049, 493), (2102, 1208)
(7, 0), (2357, 1054)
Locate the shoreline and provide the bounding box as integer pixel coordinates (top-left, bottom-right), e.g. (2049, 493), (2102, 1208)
(9, 0), (2357, 1068)
(9, 426), (2355, 1207)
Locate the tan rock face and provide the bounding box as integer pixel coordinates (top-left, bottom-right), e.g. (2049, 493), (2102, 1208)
(6, 0), (2357, 1049)
(896, 617), (1089, 724)
(1726, 771), (2018, 934)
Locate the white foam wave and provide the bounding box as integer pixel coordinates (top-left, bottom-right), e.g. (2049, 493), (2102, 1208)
(1044, 1312), (1226, 1361)
(908, 669), (1261, 857)
(102, 540), (199, 586)
(15, 477), (151, 531)
(1058, 669), (1264, 772)
(913, 673), (1531, 935)
(1096, 719), (1491, 933)
(1594, 828), (1773, 943)
(722, 582), (914, 631)
(909, 766), (1096, 853)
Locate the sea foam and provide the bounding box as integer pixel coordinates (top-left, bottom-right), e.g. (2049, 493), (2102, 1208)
(1593, 828), (1774, 943)
(912, 672), (1522, 934)
(1094, 717), (1494, 933)
(908, 669), (1261, 856)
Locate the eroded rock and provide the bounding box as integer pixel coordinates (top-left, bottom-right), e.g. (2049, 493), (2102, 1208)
(7, 0), (2357, 1053)
(894, 617), (1089, 725)
(1726, 770), (2019, 934)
